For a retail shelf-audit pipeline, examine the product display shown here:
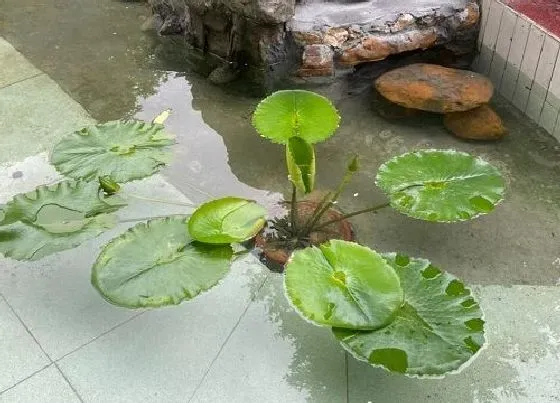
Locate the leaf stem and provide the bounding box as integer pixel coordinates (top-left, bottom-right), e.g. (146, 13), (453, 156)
(127, 194), (195, 207)
(313, 202), (390, 230)
(290, 184), (298, 235)
(300, 168), (356, 235)
(118, 215), (177, 223)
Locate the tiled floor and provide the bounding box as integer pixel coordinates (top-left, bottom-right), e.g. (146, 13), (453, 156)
(1, 36), (560, 402)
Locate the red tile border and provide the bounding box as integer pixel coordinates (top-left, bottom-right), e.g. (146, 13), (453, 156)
(503, 0), (560, 38)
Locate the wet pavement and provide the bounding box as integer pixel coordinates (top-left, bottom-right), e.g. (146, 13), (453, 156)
(0, 1), (559, 402)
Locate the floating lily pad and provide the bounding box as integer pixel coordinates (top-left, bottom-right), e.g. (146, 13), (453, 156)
(286, 136), (315, 194)
(252, 90), (340, 144)
(376, 150), (505, 222)
(0, 181), (126, 260)
(51, 120), (175, 182)
(333, 253), (485, 377)
(284, 240), (404, 330)
(92, 216), (233, 308)
(188, 197), (267, 244)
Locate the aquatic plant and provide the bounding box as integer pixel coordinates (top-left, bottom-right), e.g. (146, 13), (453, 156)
(0, 90), (505, 378)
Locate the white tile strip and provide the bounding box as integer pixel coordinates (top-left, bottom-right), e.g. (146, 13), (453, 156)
(478, 0), (560, 140)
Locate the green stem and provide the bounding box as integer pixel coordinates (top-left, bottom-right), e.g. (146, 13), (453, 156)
(301, 169), (356, 235)
(313, 202), (390, 231)
(127, 194), (195, 207)
(290, 184), (298, 236)
(118, 214), (176, 223)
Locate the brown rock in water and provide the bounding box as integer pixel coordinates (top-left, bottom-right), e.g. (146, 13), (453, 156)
(444, 105), (507, 140)
(375, 64), (494, 113)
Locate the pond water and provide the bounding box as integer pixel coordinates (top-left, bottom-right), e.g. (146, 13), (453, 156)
(1, 0), (559, 290)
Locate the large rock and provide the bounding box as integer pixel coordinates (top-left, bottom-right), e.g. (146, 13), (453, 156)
(444, 105), (507, 140)
(375, 64), (494, 113)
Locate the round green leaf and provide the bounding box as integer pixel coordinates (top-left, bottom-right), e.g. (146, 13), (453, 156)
(252, 90), (340, 144)
(376, 150), (505, 222)
(0, 181), (126, 261)
(51, 120), (175, 182)
(92, 216), (233, 308)
(334, 253), (485, 377)
(284, 240), (404, 330)
(188, 197), (267, 244)
(286, 136), (315, 194)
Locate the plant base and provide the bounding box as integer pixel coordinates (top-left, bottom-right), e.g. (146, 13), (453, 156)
(255, 201), (354, 272)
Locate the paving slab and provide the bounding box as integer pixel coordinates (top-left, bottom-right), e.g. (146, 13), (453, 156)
(57, 255), (269, 403)
(347, 285), (560, 403)
(0, 38), (41, 88)
(191, 273), (347, 403)
(0, 73), (94, 163)
(0, 365), (80, 403)
(0, 297), (49, 392)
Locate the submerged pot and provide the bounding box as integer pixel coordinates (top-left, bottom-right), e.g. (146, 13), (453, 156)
(255, 201), (354, 271)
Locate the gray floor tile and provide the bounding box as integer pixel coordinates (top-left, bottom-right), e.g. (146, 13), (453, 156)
(57, 255), (268, 403)
(0, 365), (80, 403)
(0, 298), (49, 392)
(0, 38), (41, 88)
(191, 274), (347, 403)
(347, 286), (560, 403)
(0, 156), (197, 360)
(0, 74), (94, 163)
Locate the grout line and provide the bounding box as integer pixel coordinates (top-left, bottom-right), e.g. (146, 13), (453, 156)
(54, 362), (85, 403)
(497, 11), (517, 92)
(0, 363), (53, 396)
(1, 293), (53, 361)
(187, 272), (271, 403)
(0, 293), (86, 400)
(521, 29), (546, 113)
(536, 40), (560, 124)
(0, 72), (44, 90)
(486, 3), (506, 76)
(54, 310), (146, 363)
(511, 23), (533, 103)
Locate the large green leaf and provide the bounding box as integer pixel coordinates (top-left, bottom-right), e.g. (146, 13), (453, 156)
(284, 240), (404, 330)
(376, 150), (505, 222)
(0, 181), (126, 260)
(286, 136), (315, 194)
(92, 216), (233, 308)
(334, 253), (485, 377)
(188, 197), (267, 244)
(51, 120), (175, 182)
(252, 90), (340, 144)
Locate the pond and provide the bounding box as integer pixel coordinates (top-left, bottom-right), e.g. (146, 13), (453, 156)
(1, 0), (559, 402)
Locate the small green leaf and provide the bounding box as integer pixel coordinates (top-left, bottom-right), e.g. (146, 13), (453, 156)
(333, 253), (485, 377)
(376, 149), (505, 222)
(284, 240), (404, 330)
(188, 197), (267, 244)
(99, 176), (121, 195)
(92, 216), (232, 308)
(252, 90), (340, 144)
(347, 155), (360, 173)
(286, 137), (315, 194)
(51, 120), (175, 183)
(0, 181), (126, 260)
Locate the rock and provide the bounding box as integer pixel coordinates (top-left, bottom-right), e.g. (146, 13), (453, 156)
(375, 64), (494, 113)
(298, 44), (334, 77)
(208, 65), (240, 84)
(443, 105), (507, 140)
(339, 29), (438, 65)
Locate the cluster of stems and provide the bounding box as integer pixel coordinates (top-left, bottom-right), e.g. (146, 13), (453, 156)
(287, 157), (390, 239)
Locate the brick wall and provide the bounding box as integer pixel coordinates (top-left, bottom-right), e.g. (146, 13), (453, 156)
(473, 0), (560, 141)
